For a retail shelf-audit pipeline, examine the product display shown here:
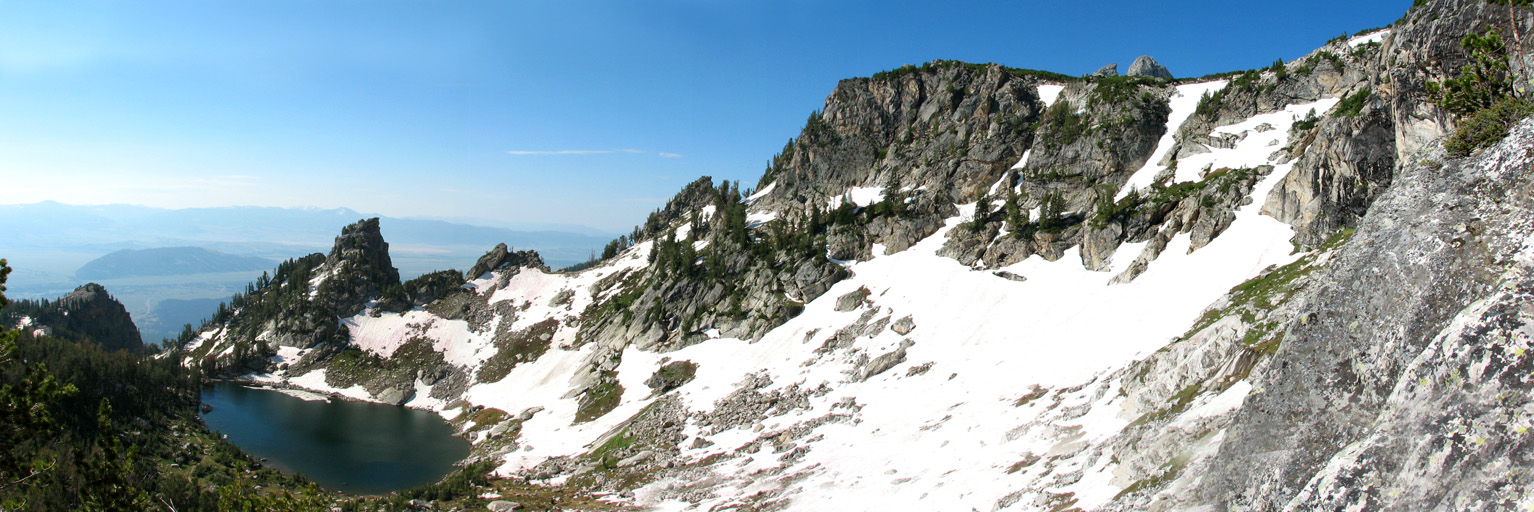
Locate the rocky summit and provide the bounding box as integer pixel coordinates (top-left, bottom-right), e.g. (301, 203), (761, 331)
(167, 0), (1534, 510)
(1126, 55), (1173, 78)
(1, 283), (143, 352)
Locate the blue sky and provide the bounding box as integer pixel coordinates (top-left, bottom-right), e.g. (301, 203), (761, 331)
(0, 0), (1408, 233)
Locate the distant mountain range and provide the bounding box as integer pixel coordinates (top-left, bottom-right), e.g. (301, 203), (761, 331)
(76, 247), (276, 280)
(0, 202), (615, 273)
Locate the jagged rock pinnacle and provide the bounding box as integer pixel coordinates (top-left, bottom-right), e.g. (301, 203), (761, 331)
(1126, 55), (1173, 78)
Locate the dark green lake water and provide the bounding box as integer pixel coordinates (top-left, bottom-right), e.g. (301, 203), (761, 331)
(200, 382), (470, 495)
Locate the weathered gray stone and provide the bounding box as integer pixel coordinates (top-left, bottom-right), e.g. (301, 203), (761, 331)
(375, 386), (413, 406)
(834, 287), (871, 312)
(1125, 55), (1173, 78)
(858, 340), (914, 381)
(1093, 63), (1119, 77)
(1262, 96), (1396, 248)
(487, 500), (521, 512)
(1200, 119), (1534, 510)
(992, 271), (1028, 282)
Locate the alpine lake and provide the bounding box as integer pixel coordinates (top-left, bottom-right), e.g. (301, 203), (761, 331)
(200, 382), (470, 495)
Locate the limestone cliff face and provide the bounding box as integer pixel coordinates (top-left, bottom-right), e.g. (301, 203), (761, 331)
(757, 61), (1048, 211)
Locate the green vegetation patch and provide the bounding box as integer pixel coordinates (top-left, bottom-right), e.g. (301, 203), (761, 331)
(1128, 383), (1204, 428)
(1113, 459), (1188, 500)
(1445, 96), (1534, 157)
(477, 318), (559, 383)
(575, 371), (625, 424)
(468, 407), (510, 430)
(589, 429), (637, 469)
(1333, 87), (1373, 117)
(1185, 228), (1355, 342)
(870, 59), (1078, 83)
(1088, 75), (1165, 109)
(1040, 100), (1087, 149)
(645, 360), (699, 396)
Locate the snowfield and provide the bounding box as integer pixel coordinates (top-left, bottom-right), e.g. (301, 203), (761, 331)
(400, 94), (1328, 510)
(1117, 80), (1229, 199)
(1038, 84), (1066, 108)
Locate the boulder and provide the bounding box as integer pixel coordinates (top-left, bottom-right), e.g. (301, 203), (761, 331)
(834, 287), (871, 312)
(645, 360), (699, 395)
(993, 271), (1029, 282)
(858, 340), (914, 381)
(468, 243), (511, 280)
(376, 386), (414, 406)
(487, 501), (521, 512)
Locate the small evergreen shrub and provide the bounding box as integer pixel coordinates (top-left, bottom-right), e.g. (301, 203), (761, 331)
(1294, 109), (1321, 131)
(1333, 88), (1372, 117)
(1443, 96), (1534, 157)
(1316, 51), (1346, 73)
(1432, 30), (1534, 156)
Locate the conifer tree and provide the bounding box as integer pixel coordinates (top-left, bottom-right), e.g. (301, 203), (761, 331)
(1437, 30), (1515, 116)
(1005, 187), (1030, 238)
(0, 259), (9, 310)
(79, 400), (151, 511)
(1, 259), (79, 510)
(972, 190), (992, 232)
(1039, 192), (1066, 233)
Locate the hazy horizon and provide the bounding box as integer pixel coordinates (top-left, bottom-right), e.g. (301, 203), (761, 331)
(0, 0), (1408, 232)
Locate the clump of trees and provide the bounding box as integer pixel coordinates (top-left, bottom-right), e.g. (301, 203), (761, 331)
(1433, 30), (1534, 157)
(1333, 87), (1374, 117)
(3, 258), (336, 511)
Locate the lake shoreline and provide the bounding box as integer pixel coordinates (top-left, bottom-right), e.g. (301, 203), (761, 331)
(207, 377), (363, 405)
(202, 376), (477, 447)
(199, 381), (472, 495)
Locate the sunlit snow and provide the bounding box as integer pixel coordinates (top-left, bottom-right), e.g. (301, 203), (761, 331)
(1348, 29), (1390, 47)
(1117, 80), (1229, 199)
(1037, 84), (1066, 108)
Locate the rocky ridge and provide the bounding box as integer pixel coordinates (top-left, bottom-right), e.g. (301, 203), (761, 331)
(171, 1), (1534, 510)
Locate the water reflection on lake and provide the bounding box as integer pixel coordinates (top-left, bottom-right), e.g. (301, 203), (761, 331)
(200, 382), (469, 495)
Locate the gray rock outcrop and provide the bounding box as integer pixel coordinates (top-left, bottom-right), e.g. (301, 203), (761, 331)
(316, 218), (401, 318)
(1093, 63), (1119, 77)
(1200, 120), (1534, 512)
(755, 61), (1047, 213)
(1126, 55), (1173, 78)
(1262, 101), (1395, 247)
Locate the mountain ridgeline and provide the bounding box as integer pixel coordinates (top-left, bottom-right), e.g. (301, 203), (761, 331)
(161, 1), (1534, 510)
(74, 247), (275, 280)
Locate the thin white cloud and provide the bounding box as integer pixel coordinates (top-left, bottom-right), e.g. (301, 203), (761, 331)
(505, 149), (621, 155)
(505, 148), (682, 157)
